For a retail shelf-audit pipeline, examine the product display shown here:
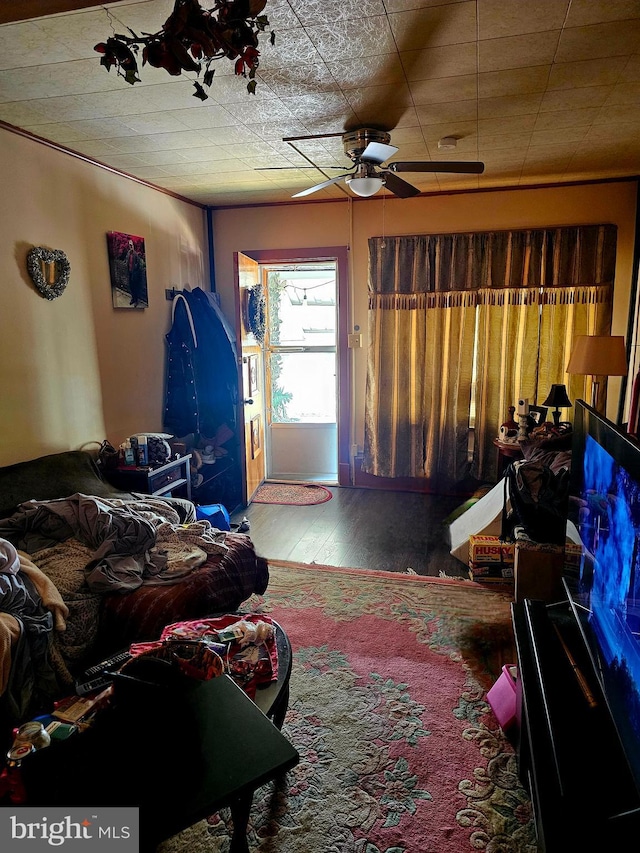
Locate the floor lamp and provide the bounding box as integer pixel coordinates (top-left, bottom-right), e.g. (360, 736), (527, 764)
(566, 335), (628, 411)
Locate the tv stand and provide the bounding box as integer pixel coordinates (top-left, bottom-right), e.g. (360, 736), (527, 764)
(512, 598), (640, 851)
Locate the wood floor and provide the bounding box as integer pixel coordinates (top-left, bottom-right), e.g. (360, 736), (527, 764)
(230, 486), (470, 580)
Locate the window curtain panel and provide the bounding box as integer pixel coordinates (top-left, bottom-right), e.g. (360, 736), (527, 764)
(364, 226), (616, 489)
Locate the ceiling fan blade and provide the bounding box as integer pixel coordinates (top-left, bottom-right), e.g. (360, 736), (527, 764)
(382, 171), (421, 198)
(259, 165), (349, 171)
(292, 174), (350, 198)
(389, 160), (485, 174)
(361, 141), (399, 165)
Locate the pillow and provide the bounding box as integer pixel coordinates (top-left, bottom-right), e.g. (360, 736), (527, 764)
(0, 451), (125, 518)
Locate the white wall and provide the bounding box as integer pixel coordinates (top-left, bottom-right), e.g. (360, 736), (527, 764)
(212, 182), (638, 444)
(0, 127), (207, 466)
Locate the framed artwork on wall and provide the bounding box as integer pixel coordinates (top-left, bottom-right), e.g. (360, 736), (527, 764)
(248, 354), (259, 396)
(107, 231), (148, 309)
(250, 414), (262, 459)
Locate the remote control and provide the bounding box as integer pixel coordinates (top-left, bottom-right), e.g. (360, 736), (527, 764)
(75, 650), (132, 695)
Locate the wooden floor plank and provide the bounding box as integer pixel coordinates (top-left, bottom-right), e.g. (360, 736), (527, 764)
(231, 486), (471, 579)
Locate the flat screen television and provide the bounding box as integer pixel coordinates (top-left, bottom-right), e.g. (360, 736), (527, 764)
(566, 399), (640, 794)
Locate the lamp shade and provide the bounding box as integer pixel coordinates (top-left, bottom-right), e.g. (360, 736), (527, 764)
(566, 335), (628, 376)
(346, 175), (383, 197)
(542, 384), (572, 408)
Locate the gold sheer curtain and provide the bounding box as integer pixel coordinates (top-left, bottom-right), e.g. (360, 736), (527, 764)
(364, 226), (617, 490)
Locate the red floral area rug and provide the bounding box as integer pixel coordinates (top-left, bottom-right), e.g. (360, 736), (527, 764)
(252, 483), (333, 505)
(159, 562), (535, 853)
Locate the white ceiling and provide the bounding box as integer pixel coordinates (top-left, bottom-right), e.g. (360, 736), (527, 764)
(1, 0), (639, 208)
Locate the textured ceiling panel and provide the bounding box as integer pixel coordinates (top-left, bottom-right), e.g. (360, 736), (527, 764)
(0, 0), (638, 207)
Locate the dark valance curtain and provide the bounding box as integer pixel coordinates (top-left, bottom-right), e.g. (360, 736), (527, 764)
(364, 225), (617, 490)
(368, 225), (617, 308)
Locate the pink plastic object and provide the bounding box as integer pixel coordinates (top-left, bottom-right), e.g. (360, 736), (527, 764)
(487, 665), (517, 730)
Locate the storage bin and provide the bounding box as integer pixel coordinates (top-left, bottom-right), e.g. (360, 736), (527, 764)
(487, 664), (518, 730)
(196, 503), (231, 531)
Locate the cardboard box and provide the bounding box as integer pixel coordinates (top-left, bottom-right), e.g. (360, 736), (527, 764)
(564, 541), (583, 570)
(514, 541), (564, 603)
(469, 535), (515, 565)
(469, 562), (514, 582)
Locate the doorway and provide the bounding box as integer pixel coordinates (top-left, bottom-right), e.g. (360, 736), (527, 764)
(234, 246), (351, 501)
(263, 262), (338, 483)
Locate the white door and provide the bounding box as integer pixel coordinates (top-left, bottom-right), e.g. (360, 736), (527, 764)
(264, 262), (338, 483)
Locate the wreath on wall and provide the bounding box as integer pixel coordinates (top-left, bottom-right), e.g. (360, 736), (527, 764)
(26, 247), (71, 300)
(244, 282), (266, 342)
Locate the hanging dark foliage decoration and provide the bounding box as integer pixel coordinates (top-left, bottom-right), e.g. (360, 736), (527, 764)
(245, 282), (266, 342)
(95, 0), (274, 98)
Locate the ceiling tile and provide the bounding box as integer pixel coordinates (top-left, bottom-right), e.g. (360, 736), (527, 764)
(120, 112), (190, 135)
(533, 107), (601, 131)
(547, 57), (628, 90)
(2, 0), (639, 207)
(258, 64), (339, 99)
(163, 105), (240, 131)
(556, 21), (640, 63)
(193, 126), (261, 146)
(306, 17), (396, 63)
(389, 2), (477, 50)
(69, 139), (120, 158)
(410, 74), (478, 105)
(478, 93), (543, 119)
(0, 100), (54, 126)
(415, 99), (478, 124)
(477, 0), (570, 39)
(530, 126), (588, 146)
(0, 20), (72, 68)
(223, 98), (297, 125)
(604, 83), (640, 106)
(279, 92), (352, 123)
(479, 114), (538, 136)
(384, 0), (470, 10)
(479, 31), (559, 74)
(620, 54), (640, 83)
(401, 42), (477, 82)
(20, 120), (93, 143)
(286, 0), (387, 25)
(540, 85), (612, 112)
(258, 27), (321, 72)
(479, 65), (550, 99)
(565, 0), (640, 27)
(478, 131), (536, 151)
(324, 54), (406, 90)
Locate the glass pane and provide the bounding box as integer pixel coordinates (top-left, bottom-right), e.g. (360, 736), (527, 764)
(267, 269), (336, 346)
(270, 352), (336, 423)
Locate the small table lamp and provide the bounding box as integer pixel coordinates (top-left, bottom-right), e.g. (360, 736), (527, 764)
(566, 335), (628, 410)
(542, 384), (572, 427)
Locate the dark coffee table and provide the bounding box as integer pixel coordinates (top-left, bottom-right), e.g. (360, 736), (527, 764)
(21, 622), (297, 853)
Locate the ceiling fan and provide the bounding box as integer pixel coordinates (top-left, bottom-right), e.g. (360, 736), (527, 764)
(286, 128), (484, 199)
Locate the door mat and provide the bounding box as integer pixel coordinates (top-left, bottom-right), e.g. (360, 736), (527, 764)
(252, 483), (333, 506)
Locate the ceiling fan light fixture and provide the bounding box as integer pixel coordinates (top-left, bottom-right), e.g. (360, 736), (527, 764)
(346, 175), (384, 197)
(438, 136), (457, 151)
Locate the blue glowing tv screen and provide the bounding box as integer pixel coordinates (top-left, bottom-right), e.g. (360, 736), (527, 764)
(567, 401), (640, 789)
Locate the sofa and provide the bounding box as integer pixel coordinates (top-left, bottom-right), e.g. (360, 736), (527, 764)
(0, 450), (268, 721)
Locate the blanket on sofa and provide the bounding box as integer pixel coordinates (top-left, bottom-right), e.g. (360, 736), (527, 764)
(0, 493), (229, 592)
(0, 494), (237, 690)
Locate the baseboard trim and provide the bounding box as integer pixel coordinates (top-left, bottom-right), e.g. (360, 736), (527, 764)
(352, 456), (478, 498)
(353, 455), (435, 494)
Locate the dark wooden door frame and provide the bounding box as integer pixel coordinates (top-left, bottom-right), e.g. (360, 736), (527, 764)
(241, 247), (351, 487)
